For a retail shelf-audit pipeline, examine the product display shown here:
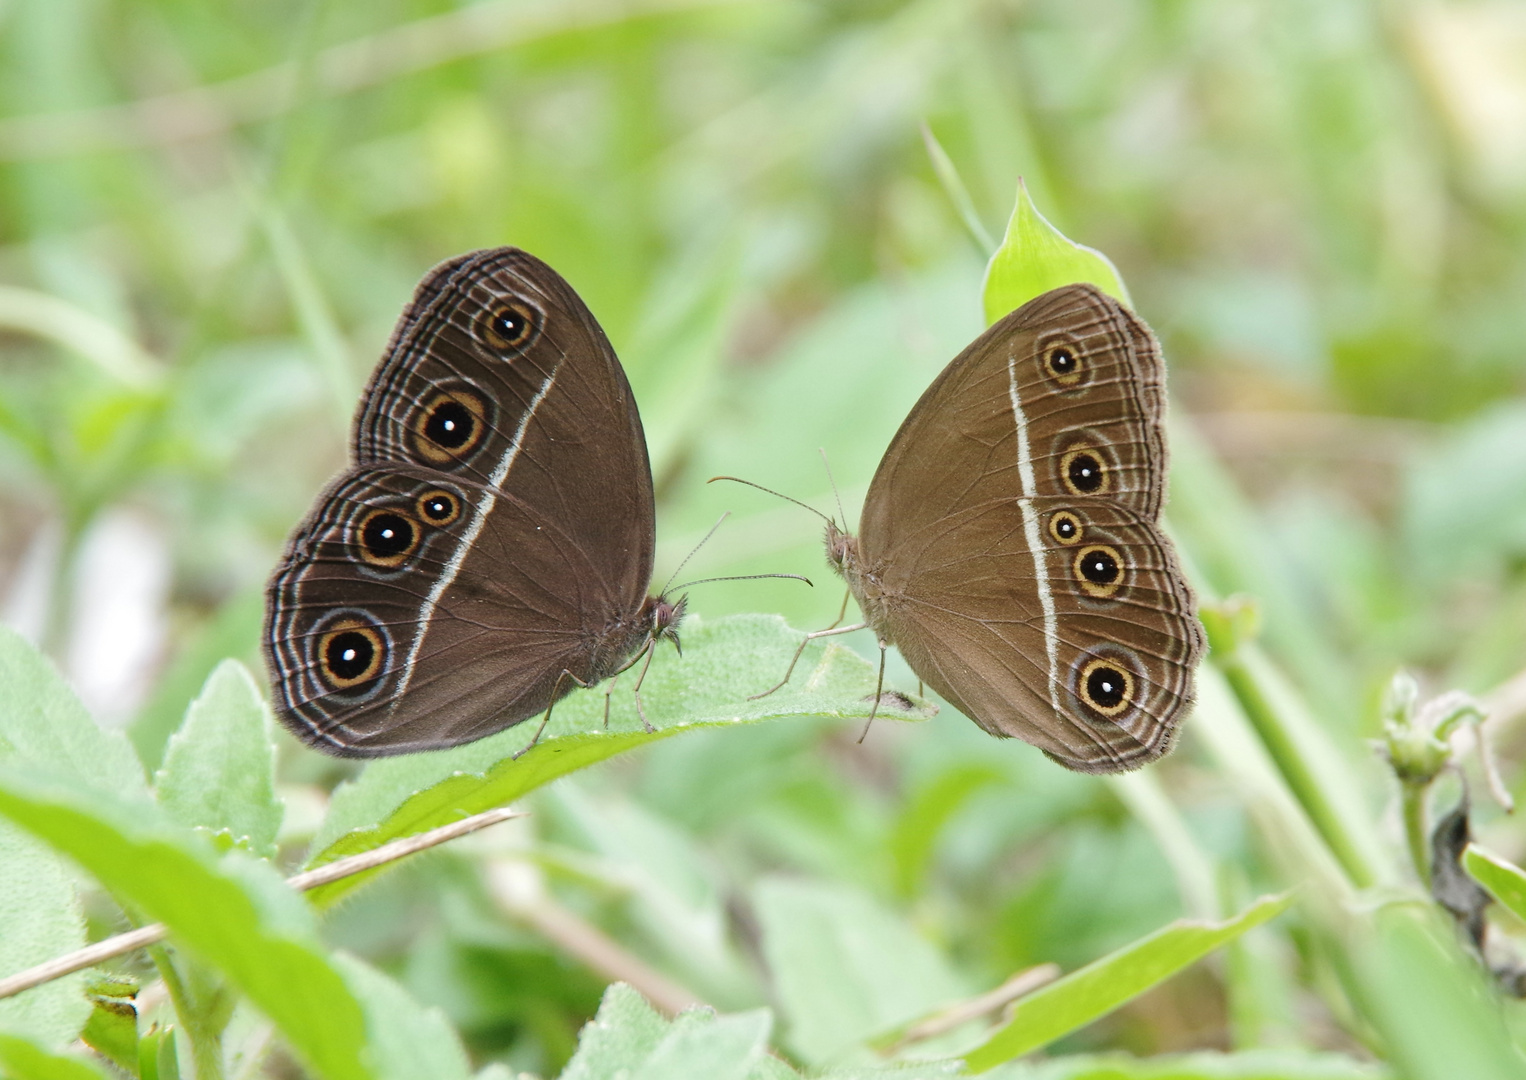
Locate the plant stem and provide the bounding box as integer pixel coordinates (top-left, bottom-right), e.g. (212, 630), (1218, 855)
(150, 945), (225, 1080)
(0, 806), (524, 1001)
(1402, 780), (1431, 890)
(1216, 649), (1380, 890)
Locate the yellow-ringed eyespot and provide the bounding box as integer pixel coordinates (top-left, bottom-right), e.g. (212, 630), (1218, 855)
(411, 388), (487, 464)
(479, 299), (540, 352)
(416, 488), (461, 527)
(1060, 446), (1109, 496)
(1078, 657), (1134, 717)
(1042, 338), (1086, 386)
(1074, 544), (1124, 598)
(1048, 510), (1084, 545)
(356, 508), (421, 568)
(316, 619), (385, 690)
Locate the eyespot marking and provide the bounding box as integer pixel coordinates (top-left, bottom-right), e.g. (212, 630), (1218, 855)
(411, 388), (488, 464)
(1078, 657), (1134, 717)
(479, 298), (541, 353)
(315, 617), (386, 692)
(416, 489), (461, 526)
(1041, 336), (1087, 387)
(1074, 544), (1124, 598)
(356, 508), (420, 569)
(1049, 510), (1083, 545)
(1060, 446), (1108, 496)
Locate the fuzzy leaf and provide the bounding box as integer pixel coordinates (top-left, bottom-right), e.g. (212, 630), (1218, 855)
(755, 877), (968, 1065)
(0, 768), (372, 1080)
(0, 628), (148, 1047)
(333, 953), (473, 1080)
(0, 1032), (112, 1079)
(155, 659), (283, 856)
(305, 615), (932, 905)
(0, 625), (147, 798)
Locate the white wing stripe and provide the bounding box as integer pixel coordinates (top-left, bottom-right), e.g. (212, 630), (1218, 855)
(1007, 354), (1060, 714)
(394, 367), (560, 699)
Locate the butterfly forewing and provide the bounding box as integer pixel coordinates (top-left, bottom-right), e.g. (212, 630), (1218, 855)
(265, 249), (658, 756)
(860, 284), (1168, 560)
(352, 249), (656, 610)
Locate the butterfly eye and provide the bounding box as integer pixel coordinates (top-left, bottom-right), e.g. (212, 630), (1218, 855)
(416, 489), (461, 526)
(1049, 511), (1083, 545)
(412, 388), (487, 464)
(315, 617), (387, 692)
(1078, 657), (1134, 717)
(480, 300), (540, 352)
(1042, 339), (1086, 386)
(356, 509), (420, 568)
(1073, 544), (1124, 598)
(1060, 447), (1108, 496)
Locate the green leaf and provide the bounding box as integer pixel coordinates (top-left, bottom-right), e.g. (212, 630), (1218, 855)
(962, 893), (1293, 1072)
(754, 877), (969, 1066)
(78, 996), (137, 1074)
(332, 953), (473, 1080)
(631, 1009), (772, 1080)
(306, 615), (932, 904)
(0, 768), (373, 1080)
(1463, 844), (1526, 920)
(1352, 904), (1526, 1080)
(890, 764), (1004, 897)
(984, 1050), (1394, 1078)
(817, 1066), (961, 1079)
(546, 784), (759, 1006)
(0, 1032), (112, 1080)
(155, 659), (283, 856)
(0, 628), (146, 1048)
(0, 625), (147, 799)
(560, 984), (771, 1080)
(138, 1025), (179, 1080)
(130, 586), (265, 771)
(981, 179), (1129, 326)
(0, 823), (90, 1047)
(562, 984), (669, 1080)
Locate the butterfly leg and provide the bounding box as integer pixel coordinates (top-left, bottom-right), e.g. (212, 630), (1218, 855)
(856, 640), (889, 743)
(602, 671), (621, 729)
(514, 669), (595, 760)
(629, 640), (660, 734)
(749, 591), (863, 700)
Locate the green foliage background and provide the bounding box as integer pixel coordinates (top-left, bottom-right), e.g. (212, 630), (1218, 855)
(1, 0), (1526, 1077)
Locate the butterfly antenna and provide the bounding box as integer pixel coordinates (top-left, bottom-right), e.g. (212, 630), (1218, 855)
(659, 512), (730, 597)
(708, 475), (835, 526)
(672, 572), (813, 591)
(818, 449), (848, 529)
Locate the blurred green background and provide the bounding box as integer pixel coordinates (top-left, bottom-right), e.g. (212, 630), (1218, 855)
(2, 0), (1526, 1074)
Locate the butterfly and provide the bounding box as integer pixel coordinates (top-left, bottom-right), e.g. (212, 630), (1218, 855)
(748, 284), (1204, 773)
(264, 248), (682, 757)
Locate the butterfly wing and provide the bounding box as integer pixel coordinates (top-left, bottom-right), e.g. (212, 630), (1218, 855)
(860, 283), (1167, 547)
(855, 284), (1201, 771)
(353, 248), (655, 609)
(870, 495), (1200, 772)
(264, 249), (655, 756)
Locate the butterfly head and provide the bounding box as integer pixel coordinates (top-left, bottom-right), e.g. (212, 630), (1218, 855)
(824, 522), (859, 577)
(647, 592), (688, 655)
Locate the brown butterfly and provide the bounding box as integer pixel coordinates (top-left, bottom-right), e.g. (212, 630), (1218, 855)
(739, 284), (1203, 773)
(264, 248), (682, 757)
